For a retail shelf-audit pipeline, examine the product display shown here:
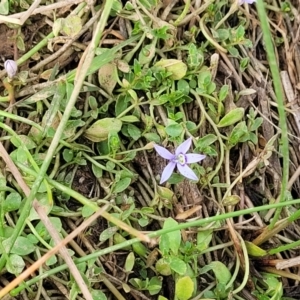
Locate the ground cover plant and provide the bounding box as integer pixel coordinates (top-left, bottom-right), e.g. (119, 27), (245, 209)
(0, 0), (300, 299)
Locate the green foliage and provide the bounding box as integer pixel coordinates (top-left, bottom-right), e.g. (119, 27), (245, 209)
(0, 0), (291, 299)
(253, 273), (283, 300)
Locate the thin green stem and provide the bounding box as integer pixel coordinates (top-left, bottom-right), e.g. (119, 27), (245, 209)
(17, 32), (54, 66)
(231, 233), (249, 294)
(10, 199), (300, 296)
(0, 1), (114, 271)
(191, 90), (225, 182)
(256, 0), (289, 228)
(268, 239), (300, 255)
(0, 110), (43, 131)
(173, 0), (190, 26)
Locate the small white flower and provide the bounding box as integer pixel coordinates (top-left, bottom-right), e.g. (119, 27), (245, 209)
(4, 60), (18, 78)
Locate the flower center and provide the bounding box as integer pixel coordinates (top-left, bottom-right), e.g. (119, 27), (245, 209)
(176, 153), (186, 165)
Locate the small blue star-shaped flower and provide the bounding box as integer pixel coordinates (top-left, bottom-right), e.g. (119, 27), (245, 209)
(154, 137), (206, 184)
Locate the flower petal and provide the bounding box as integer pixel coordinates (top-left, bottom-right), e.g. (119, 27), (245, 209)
(177, 164), (198, 181)
(154, 144), (174, 160)
(239, 0), (255, 4)
(175, 137), (192, 155)
(4, 60), (17, 78)
(160, 161), (176, 184)
(185, 153), (206, 164)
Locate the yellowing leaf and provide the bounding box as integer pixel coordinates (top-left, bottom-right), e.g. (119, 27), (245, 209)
(98, 63), (118, 94)
(245, 241), (267, 257)
(155, 59), (187, 80)
(62, 15), (82, 37)
(84, 118), (122, 142)
(175, 276), (194, 300)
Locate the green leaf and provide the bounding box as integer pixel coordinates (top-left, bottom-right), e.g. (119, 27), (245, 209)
(62, 149), (74, 162)
(165, 123), (183, 137)
(141, 207), (154, 214)
(35, 217), (62, 241)
(28, 195), (52, 221)
(162, 218), (181, 255)
(127, 124), (141, 141)
(92, 164), (103, 178)
(64, 119), (85, 139)
(219, 85), (229, 101)
(148, 276), (163, 295)
(99, 226), (118, 242)
(177, 80), (190, 95)
(138, 216), (149, 227)
(11, 135), (36, 150)
(245, 241), (267, 257)
(112, 177), (131, 193)
(3, 192), (21, 213)
(23, 86), (57, 104)
(143, 132), (160, 143)
(81, 205), (95, 218)
(120, 202), (135, 221)
(155, 258), (172, 276)
(200, 261), (231, 285)
(207, 82), (216, 94)
(217, 107), (245, 127)
(175, 276), (194, 300)
(187, 43), (204, 68)
(15, 147), (27, 164)
(159, 233), (170, 255)
(139, 0), (157, 9)
(53, 18), (63, 36)
(16, 35), (25, 51)
(91, 290), (107, 300)
(170, 257), (187, 275)
(196, 134), (217, 149)
(158, 296), (168, 300)
(227, 46), (239, 57)
(250, 117), (263, 131)
(129, 278), (143, 289)
(184, 122), (196, 135)
(228, 121), (249, 147)
(132, 241), (148, 257)
(125, 252), (135, 272)
(215, 28), (230, 41)
(2, 236), (35, 255)
(46, 255), (57, 266)
(249, 132), (258, 144)
(240, 57), (249, 72)
(6, 254), (25, 275)
(197, 229), (213, 251)
(139, 42), (156, 65)
(157, 186), (174, 200)
(235, 25), (245, 41)
(119, 115), (140, 123)
(110, 0), (122, 16)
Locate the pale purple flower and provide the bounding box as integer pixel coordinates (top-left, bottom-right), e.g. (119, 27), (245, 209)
(4, 60), (17, 78)
(239, 0), (256, 4)
(154, 137), (206, 184)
